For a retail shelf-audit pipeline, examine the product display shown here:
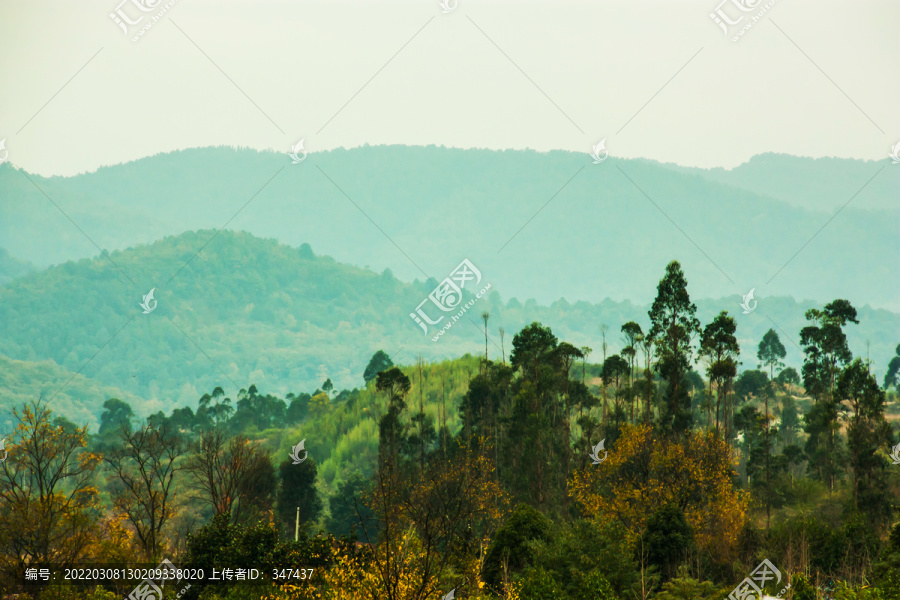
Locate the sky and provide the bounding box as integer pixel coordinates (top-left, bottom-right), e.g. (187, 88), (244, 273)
(0, 0), (897, 402)
(0, 0), (898, 176)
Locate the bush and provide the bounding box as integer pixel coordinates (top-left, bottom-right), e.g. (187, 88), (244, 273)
(518, 566), (566, 600)
(577, 571), (618, 600)
(640, 504), (694, 582)
(791, 574), (817, 600)
(180, 515), (332, 600)
(524, 518), (638, 597)
(482, 503), (551, 592)
(653, 568), (726, 600)
(832, 581), (885, 600)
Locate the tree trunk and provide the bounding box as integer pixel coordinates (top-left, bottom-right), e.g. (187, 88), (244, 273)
(765, 389), (771, 531)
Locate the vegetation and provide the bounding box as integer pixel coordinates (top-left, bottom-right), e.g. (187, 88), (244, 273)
(1, 259), (899, 600)
(0, 231), (897, 418)
(2, 147), (897, 311)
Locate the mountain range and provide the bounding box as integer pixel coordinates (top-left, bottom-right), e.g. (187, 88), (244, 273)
(0, 229), (896, 428)
(1, 145), (897, 311)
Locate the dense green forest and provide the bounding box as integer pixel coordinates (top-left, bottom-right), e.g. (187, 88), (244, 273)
(2, 259), (899, 599)
(0, 231), (897, 413)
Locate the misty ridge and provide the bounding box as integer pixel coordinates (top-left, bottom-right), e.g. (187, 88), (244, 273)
(1, 144), (897, 310)
(0, 227), (897, 429)
(0, 145), (898, 425)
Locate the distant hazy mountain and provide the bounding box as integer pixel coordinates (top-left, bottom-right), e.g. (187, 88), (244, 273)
(0, 353), (147, 433)
(657, 152), (898, 212)
(0, 231), (895, 413)
(1, 146), (896, 311)
(0, 247), (35, 286)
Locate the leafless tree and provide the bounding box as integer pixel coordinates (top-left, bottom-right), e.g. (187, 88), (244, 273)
(104, 421), (185, 559)
(183, 429), (274, 525)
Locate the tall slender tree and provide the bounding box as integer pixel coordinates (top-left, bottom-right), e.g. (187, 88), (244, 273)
(757, 328), (786, 530)
(375, 367), (412, 463)
(698, 311), (739, 437)
(621, 321), (644, 389)
(637, 333), (656, 423)
(758, 329), (787, 382)
(800, 299), (858, 398)
(508, 323), (564, 511)
(482, 311), (491, 362)
(600, 324), (609, 424)
(883, 344), (900, 389)
(838, 358), (892, 524)
(800, 299), (858, 491)
(580, 345), (592, 385)
(276, 457), (322, 537)
(648, 261), (701, 435)
(602, 354), (630, 436)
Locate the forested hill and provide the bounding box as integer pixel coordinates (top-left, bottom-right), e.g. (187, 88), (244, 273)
(1, 145), (897, 311)
(657, 152), (899, 212)
(0, 247), (35, 286)
(0, 354), (144, 432)
(0, 230), (897, 418)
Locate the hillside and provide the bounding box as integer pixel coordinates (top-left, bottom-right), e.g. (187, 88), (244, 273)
(254, 354), (481, 492)
(0, 230), (897, 418)
(0, 247), (35, 286)
(0, 353), (146, 432)
(1, 146), (896, 311)
(658, 152), (899, 212)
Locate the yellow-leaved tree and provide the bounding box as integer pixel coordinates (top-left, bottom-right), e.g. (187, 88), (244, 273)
(569, 424), (749, 559)
(263, 532), (523, 600)
(0, 400), (105, 596)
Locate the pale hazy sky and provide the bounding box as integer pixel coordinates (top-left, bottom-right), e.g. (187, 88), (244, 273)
(0, 0), (897, 176)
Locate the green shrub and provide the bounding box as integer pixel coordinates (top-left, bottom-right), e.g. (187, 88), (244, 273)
(791, 574), (817, 600)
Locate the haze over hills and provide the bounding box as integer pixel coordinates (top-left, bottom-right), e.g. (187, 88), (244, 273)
(0, 247), (35, 286)
(1, 145), (896, 311)
(0, 353), (146, 432)
(0, 230), (896, 425)
(656, 152), (899, 213)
